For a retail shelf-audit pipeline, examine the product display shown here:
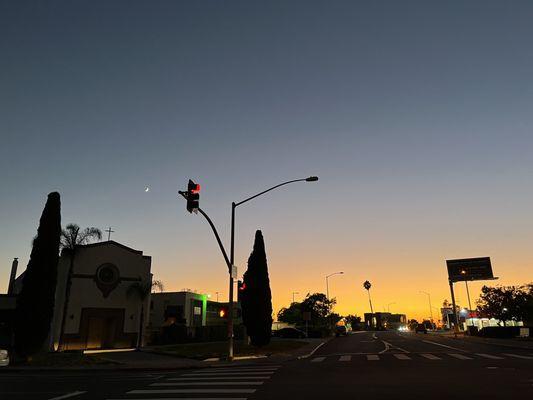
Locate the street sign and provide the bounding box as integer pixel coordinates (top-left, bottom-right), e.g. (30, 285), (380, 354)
(231, 265), (238, 279)
(446, 257), (495, 282)
(363, 280), (371, 290)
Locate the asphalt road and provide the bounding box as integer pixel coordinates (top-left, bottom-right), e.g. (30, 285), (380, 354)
(1, 331), (532, 400)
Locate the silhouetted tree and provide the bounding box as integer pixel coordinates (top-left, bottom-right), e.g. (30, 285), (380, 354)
(15, 192), (61, 357)
(127, 279), (164, 349)
(277, 302), (303, 324)
(477, 284), (533, 326)
(242, 230), (273, 346)
(58, 223), (102, 349)
(301, 293), (335, 324)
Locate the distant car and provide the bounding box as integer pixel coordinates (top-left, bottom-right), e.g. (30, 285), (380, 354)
(415, 324), (428, 334)
(274, 327), (307, 339)
(0, 349), (9, 367)
(335, 325), (348, 337)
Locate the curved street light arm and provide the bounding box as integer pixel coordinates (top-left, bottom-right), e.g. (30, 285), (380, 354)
(234, 178), (316, 208)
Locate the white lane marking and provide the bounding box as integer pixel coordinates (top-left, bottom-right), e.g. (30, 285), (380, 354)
(420, 354), (441, 360)
(299, 341), (327, 359)
(367, 355), (379, 361)
(422, 340), (466, 352)
(476, 353), (504, 360)
(183, 372), (274, 376)
(168, 376), (271, 381)
(393, 354), (411, 360)
(502, 353), (533, 360)
(48, 392), (87, 400)
(448, 353), (473, 360)
(109, 398), (247, 400)
(150, 382), (264, 386)
(204, 366), (281, 370)
(196, 368), (278, 373)
(381, 340), (409, 353)
(339, 355), (351, 362)
(311, 356), (326, 363)
(110, 398), (247, 400)
(128, 389), (256, 394)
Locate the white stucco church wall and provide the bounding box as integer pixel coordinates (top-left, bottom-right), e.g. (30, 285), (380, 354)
(49, 241), (152, 351)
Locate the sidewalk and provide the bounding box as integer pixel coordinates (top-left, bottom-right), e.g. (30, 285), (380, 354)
(2, 338), (330, 371)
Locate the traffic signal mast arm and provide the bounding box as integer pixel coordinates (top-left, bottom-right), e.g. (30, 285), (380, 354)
(178, 190), (231, 274)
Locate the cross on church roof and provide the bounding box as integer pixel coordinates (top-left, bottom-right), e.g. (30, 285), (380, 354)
(105, 227), (115, 241)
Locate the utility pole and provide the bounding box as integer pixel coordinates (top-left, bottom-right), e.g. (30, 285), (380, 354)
(420, 291), (433, 324)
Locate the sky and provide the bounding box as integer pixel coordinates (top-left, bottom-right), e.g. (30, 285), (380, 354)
(1, 1), (533, 321)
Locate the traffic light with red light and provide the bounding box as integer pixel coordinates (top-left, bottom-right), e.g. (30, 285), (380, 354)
(186, 179), (200, 213)
(237, 280), (246, 303)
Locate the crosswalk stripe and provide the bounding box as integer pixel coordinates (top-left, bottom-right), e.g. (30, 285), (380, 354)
(127, 389), (256, 394)
(476, 353), (504, 359)
(448, 353), (473, 360)
(150, 382), (263, 386)
(109, 398), (247, 400)
(502, 353), (533, 360)
(183, 372), (274, 376)
(393, 354), (411, 360)
(201, 367), (279, 372)
(168, 376), (271, 381)
(339, 355), (351, 362)
(311, 357), (326, 362)
(367, 355), (379, 361)
(420, 354), (441, 360)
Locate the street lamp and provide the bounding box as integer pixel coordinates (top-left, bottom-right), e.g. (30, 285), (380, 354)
(292, 291), (299, 304)
(419, 291), (434, 324)
(228, 176), (318, 360)
(215, 291), (222, 302)
(326, 272), (344, 300)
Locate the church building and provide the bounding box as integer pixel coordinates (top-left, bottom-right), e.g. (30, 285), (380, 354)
(45, 241), (153, 351)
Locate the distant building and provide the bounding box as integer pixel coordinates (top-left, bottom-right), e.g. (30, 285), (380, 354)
(149, 291), (208, 331)
(364, 312), (407, 330)
(14, 241), (152, 351)
(149, 292), (241, 331)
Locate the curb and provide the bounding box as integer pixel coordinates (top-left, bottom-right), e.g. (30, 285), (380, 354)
(297, 338), (332, 360)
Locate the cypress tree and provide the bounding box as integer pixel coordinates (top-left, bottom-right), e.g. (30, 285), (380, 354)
(242, 230), (273, 346)
(15, 192), (61, 357)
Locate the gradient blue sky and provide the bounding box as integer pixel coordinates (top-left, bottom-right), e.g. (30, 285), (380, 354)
(1, 1), (532, 319)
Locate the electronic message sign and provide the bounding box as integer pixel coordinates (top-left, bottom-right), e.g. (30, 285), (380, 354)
(446, 257), (495, 282)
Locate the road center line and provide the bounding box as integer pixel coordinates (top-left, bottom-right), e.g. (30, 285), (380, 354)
(48, 392), (87, 400)
(422, 340), (467, 352)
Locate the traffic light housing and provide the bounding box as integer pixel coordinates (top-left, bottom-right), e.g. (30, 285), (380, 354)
(186, 179), (200, 213)
(237, 280), (246, 303)
(218, 306), (229, 318)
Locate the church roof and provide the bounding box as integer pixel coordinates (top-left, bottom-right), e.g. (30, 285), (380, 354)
(63, 240), (151, 259)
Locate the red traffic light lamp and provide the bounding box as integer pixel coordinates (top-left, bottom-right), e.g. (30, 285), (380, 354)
(186, 179), (200, 213)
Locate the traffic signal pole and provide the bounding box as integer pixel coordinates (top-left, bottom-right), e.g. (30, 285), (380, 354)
(228, 202), (236, 360)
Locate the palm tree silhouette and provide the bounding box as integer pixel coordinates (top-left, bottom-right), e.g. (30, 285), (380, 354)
(57, 223), (102, 350)
(127, 279), (164, 349)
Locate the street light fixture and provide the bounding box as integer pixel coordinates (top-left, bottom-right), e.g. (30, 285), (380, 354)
(326, 272), (344, 300)
(228, 176), (318, 360)
(292, 291), (300, 304)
